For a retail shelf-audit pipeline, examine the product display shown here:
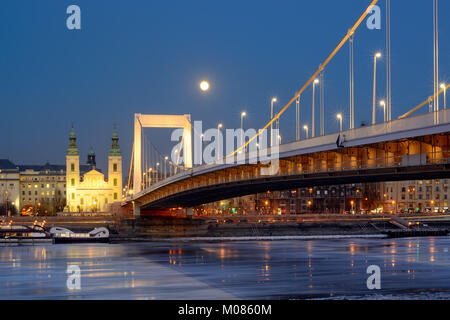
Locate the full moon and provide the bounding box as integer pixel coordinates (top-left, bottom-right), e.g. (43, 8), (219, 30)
(199, 81), (210, 92)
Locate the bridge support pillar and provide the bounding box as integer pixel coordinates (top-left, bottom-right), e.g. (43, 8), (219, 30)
(133, 201), (141, 218)
(186, 207), (194, 218)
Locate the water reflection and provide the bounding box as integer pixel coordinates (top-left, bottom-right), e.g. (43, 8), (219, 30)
(1, 238), (450, 299)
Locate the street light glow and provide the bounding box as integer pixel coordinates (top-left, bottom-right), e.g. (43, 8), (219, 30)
(336, 113), (342, 120)
(314, 79), (319, 84)
(375, 52), (382, 58)
(441, 83), (446, 90)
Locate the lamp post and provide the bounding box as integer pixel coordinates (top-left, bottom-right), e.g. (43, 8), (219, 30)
(270, 98), (277, 146)
(303, 125), (309, 140)
(295, 97), (301, 140)
(336, 113), (343, 132)
(156, 162), (160, 182)
(164, 156), (168, 179)
(312, 79), (319, 138)
(240, 112), (246, 152)
(441, 83), (447, 110)
(372, 52), (382, 125)
(380, 100), (386, 122)
(5, 191), (8, 217)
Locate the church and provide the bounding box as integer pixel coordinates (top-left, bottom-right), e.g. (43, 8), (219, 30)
(65, 125), (123, 212)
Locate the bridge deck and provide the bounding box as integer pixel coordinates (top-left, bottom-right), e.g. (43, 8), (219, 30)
(131, 110), (450, 208)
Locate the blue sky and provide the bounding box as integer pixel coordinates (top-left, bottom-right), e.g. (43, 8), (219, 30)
(0, 0), (448, 173)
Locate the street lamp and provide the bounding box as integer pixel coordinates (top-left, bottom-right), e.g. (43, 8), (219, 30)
(270, 98), (277, 146)
(380, 100), (386, 122)
(303, 125), (309, 139)
(4, 191), (8, 217)
(312, 79), (319, 138)
(372, 52), (382, 125)
(240, 112), (246, 151)
(164, 156), (169, 179)
(441, 83), (447, 110)
(336, 113), (343, 132)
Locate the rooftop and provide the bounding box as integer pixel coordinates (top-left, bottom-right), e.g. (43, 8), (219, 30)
(0, 159), (18, 171)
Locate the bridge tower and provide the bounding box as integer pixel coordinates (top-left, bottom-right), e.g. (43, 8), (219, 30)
(133, 113), (192, 196)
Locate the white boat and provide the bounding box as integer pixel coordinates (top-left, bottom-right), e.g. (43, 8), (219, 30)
(49, 227), (109, 243)
(0, 224), (53, 245)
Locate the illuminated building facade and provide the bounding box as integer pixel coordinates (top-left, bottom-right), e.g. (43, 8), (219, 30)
(0, 159), (20, 213)
(65, 125), (123, 212)
(382, 180), (450, 213)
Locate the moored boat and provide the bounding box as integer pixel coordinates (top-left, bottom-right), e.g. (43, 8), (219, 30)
(0, 223), (53, 245)
(49, 227), (110, 243)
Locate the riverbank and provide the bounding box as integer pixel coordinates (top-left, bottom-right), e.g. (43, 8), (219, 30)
(4, 214), (450, 241)
(114, 218), (387, 241)
(114, 216), (450, 241)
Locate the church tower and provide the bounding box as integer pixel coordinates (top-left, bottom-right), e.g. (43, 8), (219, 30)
(87, 147), (96, 170)
(66, 124), (80, 211)
(108, 125), (122, 202)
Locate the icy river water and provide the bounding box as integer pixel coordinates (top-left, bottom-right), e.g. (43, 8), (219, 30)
(1, 237), (450, 300)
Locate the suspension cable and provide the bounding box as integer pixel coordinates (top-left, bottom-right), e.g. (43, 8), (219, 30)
(225, 0), (380, 158)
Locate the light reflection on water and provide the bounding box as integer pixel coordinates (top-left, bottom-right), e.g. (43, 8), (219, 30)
(1, 237), (450, 299)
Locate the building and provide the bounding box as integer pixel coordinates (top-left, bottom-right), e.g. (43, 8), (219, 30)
(0, 159), (20, 214)
(18, 163), (90, 215)
(254, 185), (365, 214)
(197, 184), (366, 216)
(65, 125), (123, 212)
(382, 180), (450, 213)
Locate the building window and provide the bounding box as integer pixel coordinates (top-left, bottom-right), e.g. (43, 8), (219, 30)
(71, 193), (75, 200)
(113, 164), (118, 172)
(71, 179), (75, 187)
(114, 193), (118, 200)
(113, 178), (117, 186)
(71, 163), (75, 172)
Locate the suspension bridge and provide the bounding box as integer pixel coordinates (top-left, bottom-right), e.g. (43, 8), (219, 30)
(123, 0), (450, 217)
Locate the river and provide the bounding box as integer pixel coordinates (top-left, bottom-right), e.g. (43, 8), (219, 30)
(1, 237), (450, 300)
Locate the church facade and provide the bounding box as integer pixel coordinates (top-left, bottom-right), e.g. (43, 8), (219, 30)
(65, 125), (123, 212)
